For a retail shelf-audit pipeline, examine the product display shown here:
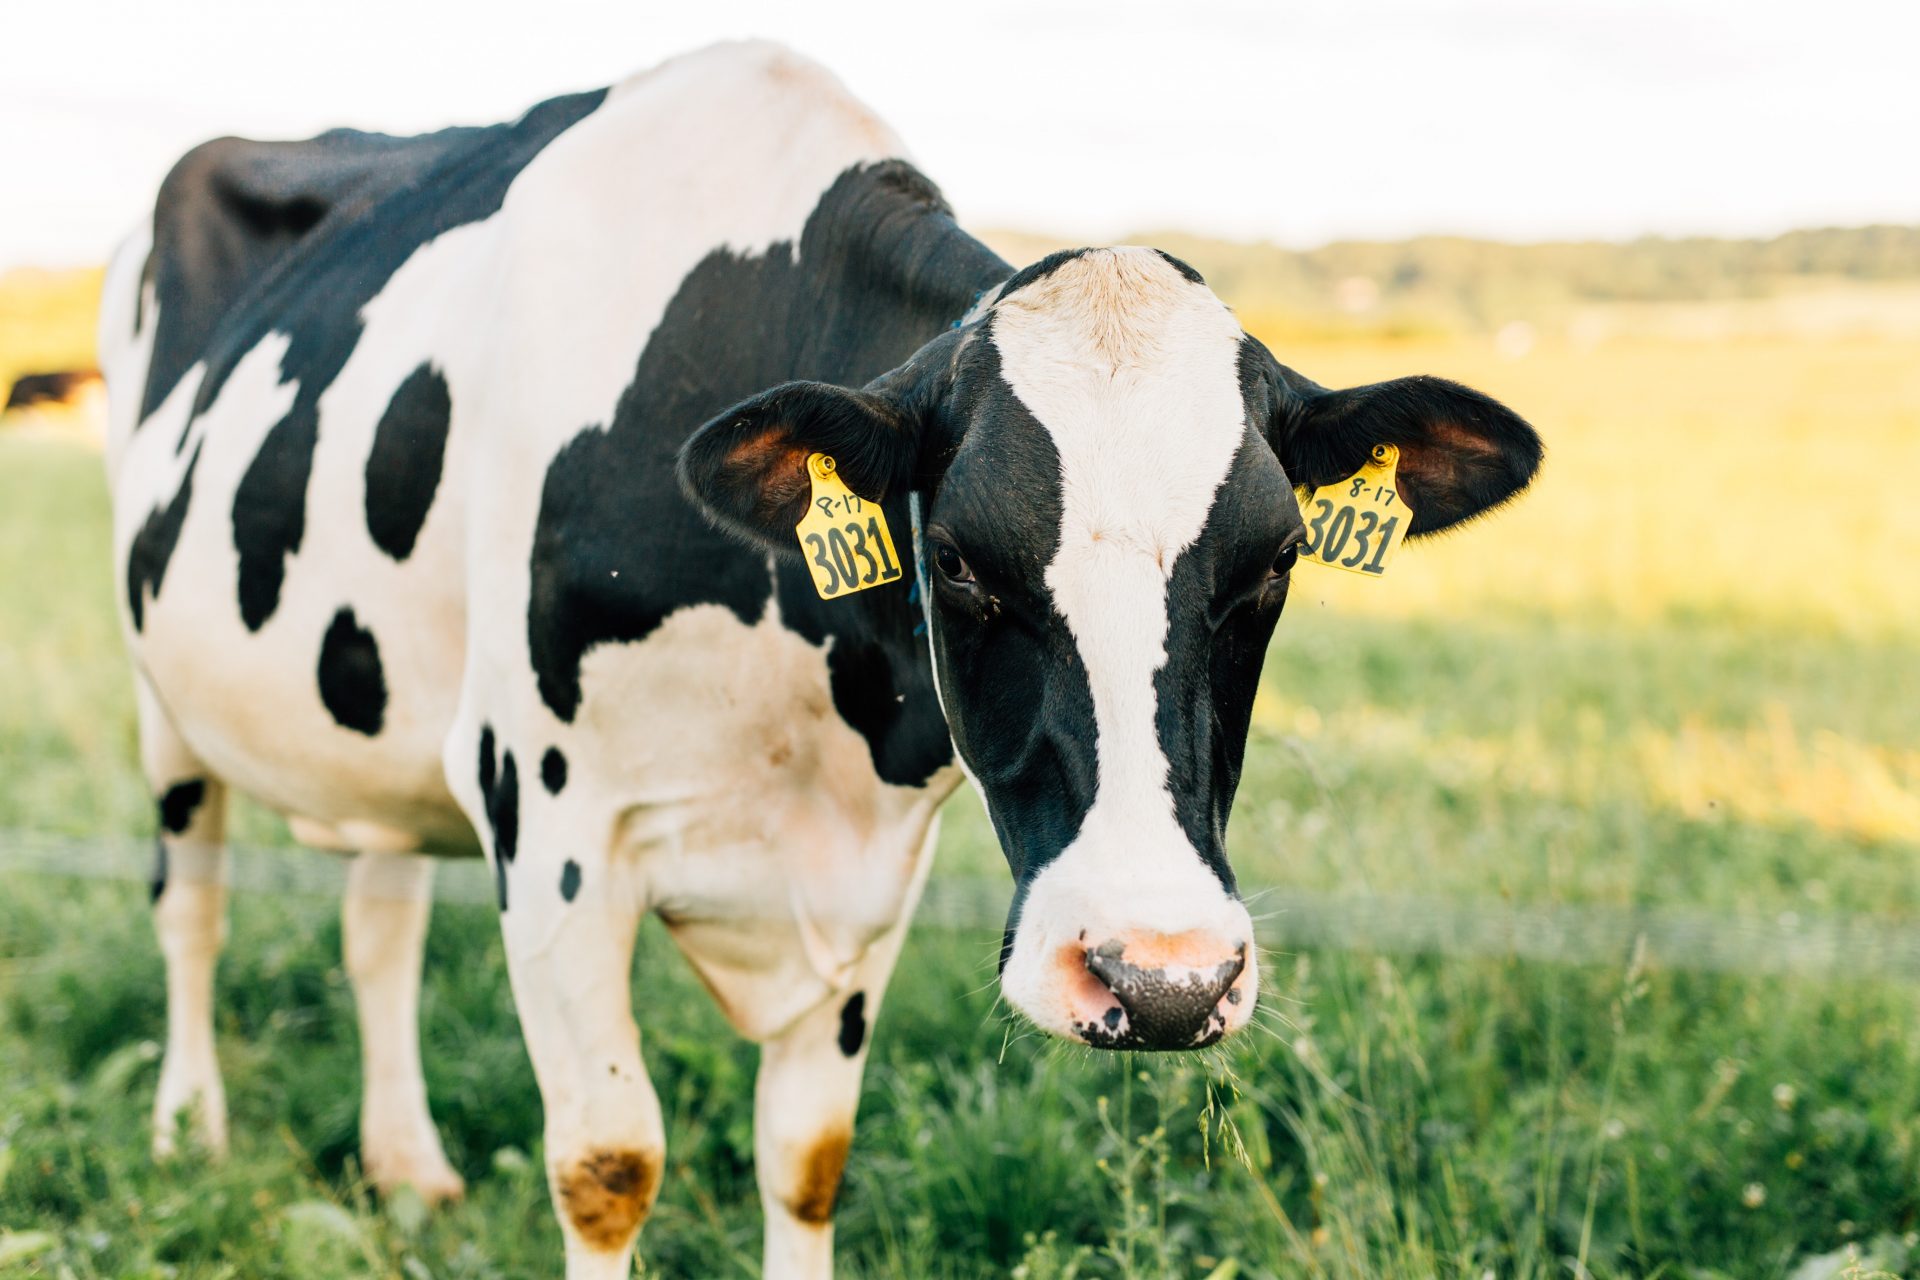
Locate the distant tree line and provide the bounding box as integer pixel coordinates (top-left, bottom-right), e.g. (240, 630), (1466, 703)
(985, 224), (1920, 336)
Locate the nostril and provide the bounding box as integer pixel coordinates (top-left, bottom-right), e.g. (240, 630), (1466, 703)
(1083, 939), (1130, 991)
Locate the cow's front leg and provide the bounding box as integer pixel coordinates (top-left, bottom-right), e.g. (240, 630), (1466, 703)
(501, 884), (664, 1278)
(754, 913), (917, 1280)
(342, 850), (464, 1203)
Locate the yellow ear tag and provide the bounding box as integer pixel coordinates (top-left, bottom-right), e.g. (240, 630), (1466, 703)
(1296, 443), (1413, 577)
(794, 453), (905, 600)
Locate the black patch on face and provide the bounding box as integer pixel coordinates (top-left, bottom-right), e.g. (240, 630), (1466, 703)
(477, 726), (517, 910)
(1151, 249), (1205, 285)
(559, 859), (582, 902)
(992, 248), (1089, 303)
(526, 160), (1003, 790)
(837, 991), (867, 1057)
(149, 839), (168, 903)
(1153, 430), (1298, 887)
(124, 441), (203, 631)
(923, 334), (1096, 899)
(541, 747), (568, 795)
(157, 779), (207, 835)
(317, 607), (387, 735)
(138, 93), (609, 630)
(364, 363), (452, 561)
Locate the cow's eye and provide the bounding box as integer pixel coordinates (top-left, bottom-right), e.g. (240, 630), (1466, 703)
(1269, 542), (1300, 580)
(932, 541), (975, 585)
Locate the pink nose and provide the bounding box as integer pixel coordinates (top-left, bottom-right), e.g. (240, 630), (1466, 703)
(1065, 931), (1249, 1050)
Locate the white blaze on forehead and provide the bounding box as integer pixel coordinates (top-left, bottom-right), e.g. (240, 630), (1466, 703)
(990, 248), (1248, 880)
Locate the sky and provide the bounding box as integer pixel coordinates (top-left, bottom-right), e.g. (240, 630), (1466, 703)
(5, 0), (1917, 270)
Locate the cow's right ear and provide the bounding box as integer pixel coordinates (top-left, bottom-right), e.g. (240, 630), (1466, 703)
(678, 380), (919, 550)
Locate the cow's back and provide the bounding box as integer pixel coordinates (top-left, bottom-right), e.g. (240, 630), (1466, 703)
(99, 41), (914, 852)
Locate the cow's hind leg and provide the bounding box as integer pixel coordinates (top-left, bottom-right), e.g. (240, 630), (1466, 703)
(342, 850), (464, 1203)
(140, 680), (231, 1159)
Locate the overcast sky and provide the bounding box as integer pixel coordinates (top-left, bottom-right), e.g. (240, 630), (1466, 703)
(5, 0), (1916, 270)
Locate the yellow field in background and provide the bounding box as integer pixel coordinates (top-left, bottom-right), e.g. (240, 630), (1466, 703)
(4, 266), (1915, 639)
(1261, 332), (1920, 637)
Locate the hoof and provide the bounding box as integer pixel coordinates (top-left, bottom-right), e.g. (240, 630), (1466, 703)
(366, 1151), (467, 1206)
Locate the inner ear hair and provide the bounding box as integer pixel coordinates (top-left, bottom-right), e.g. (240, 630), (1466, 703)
(716, 424), (811, 531)
(679, 380), (915, 548)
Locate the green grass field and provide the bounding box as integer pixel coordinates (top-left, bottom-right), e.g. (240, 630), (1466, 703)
(3, 327), (1918, 1278)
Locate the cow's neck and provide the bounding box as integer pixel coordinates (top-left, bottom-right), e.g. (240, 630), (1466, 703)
(766, 161), (1010, 789)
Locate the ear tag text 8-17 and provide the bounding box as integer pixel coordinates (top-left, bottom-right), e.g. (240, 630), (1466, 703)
(795, 453), (905, 600)
(1296, 443), (1412, 577)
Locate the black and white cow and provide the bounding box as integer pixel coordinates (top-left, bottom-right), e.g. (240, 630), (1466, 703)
(100, 40), (1540, 1278)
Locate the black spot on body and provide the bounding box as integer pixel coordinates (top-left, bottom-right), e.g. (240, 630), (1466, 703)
(477, 725), (497, 803)
(157, 779), (207, 835)
(125, 441), (203, 631)
(541, 747), (568, 795)
(365, 363), (452, 560)
(494, 748), (518, 860)
(231, 409), (313, 629)
(560, 859), (582, 902)
(837, 992), (867, 1057)
(489, 750), (519, 911)
(149, 839), (168, 902)
(317, 607), (386, 735)
(476, 726), (518, 910)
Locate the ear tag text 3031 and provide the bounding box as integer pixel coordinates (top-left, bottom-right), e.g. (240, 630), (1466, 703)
(795, 453), (904, 600)
(1297, 443), (1412, 577)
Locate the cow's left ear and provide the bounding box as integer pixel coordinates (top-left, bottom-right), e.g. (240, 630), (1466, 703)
(1275, 374), (1543, 536)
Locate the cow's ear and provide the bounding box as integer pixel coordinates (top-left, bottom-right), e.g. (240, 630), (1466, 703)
(678, 381), (918, 548)
(1277, 374), (1543, 536)
(679, 328), (966, 548)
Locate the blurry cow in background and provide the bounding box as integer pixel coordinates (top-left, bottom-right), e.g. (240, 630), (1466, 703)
(3, 368), (105, 444)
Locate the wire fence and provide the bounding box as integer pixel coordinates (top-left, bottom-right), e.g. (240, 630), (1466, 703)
(7, 829), (1920, 981)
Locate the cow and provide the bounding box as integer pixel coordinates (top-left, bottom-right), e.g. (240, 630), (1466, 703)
(4, 369), (104, 411)
(97, 40), (1541, 1279)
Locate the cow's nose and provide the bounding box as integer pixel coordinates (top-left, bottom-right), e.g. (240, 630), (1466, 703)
(1080, 935), (1247, 1050)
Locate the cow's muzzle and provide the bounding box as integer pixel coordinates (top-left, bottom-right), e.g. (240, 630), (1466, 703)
(1066, 932), (1251, 1050)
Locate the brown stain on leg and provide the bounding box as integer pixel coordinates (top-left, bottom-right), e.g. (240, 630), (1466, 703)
(786, 1128), (851, 1226)
(556, 1146), (661, 1251)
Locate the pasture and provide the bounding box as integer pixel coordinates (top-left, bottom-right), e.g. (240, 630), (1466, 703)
(2, 323), (1918, 1278)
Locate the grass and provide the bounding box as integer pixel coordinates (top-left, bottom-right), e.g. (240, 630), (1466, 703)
(2, 323), (1919, 1278)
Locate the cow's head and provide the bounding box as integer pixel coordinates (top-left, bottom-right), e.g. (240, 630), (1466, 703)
(682, 248), (1540, 1050)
